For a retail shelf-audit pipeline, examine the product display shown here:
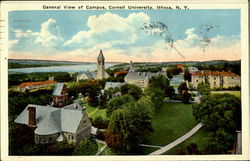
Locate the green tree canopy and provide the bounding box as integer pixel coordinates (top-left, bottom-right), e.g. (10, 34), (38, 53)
(106, 94), (135, 117)
(120, 84), (142, 100)
(106, 96), (154, 153)
(73, 140), (98, 155)
(192, 94), (241, 154)
(144, 87), (165, 111)
(197, 83), (210, 95)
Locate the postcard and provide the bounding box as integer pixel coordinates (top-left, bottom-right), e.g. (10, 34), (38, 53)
(0, 0), (249, 161)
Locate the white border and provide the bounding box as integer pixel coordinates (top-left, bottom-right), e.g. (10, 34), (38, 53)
(0, 1), (249, 161)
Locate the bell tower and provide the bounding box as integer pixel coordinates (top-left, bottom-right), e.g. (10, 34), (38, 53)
(97, 49), (105, 79)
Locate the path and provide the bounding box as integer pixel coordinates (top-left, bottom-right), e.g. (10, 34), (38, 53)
(139, 144), (163, 148)
(88, 108), (98, 116)
(149, 123), (203, 155)
(95, 139), (107, 155)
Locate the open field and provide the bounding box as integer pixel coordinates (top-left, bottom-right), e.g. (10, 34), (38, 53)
(81, 102), (107, 119)
(210, 91), (241, 98)
(143, 102), (206, 154)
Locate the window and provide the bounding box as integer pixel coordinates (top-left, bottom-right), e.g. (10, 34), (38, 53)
(49, 137), (52, 142)
(72, 135), (74, 140)
(68, 135), (71, 140)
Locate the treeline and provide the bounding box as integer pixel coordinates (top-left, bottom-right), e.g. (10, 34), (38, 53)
(194, 61), (240, 75)
(8, 62), (74, 69)
(9, 72), (76, 87)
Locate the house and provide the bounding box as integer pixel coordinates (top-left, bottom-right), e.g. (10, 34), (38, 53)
(17, 81), (56, 92)
(191, 70), (240, 89)
(104, 82), (126, 90)
(76, 50), (108, 82)
(52, 83), (68, 108)
(76, 72), (96, 82)
(14, 103), (92, 144)
(188, 67), (199, 73)
(124, 61), (168, 89)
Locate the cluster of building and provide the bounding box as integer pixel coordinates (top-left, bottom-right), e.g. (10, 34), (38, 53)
(14, 49), (241, 145)
(15, 83), (92, 144)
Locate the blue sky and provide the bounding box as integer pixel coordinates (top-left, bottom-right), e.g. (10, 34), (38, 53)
(9, 10), (241, 62)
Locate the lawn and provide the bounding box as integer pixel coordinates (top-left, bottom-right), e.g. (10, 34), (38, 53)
(143, 102), (207, 154)
(81, 102), (107, 120)
(210, 90), (241, 98)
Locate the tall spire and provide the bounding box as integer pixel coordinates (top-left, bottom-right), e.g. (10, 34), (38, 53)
(97, 49), (105, 60)
(97, 49), (105, 79)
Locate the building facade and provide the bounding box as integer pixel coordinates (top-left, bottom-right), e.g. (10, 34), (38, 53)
(191, 70), (240, 89)
(52, 83), (68, 108)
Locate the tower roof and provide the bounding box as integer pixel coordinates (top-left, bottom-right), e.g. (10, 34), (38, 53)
(97, 49), (105, 60)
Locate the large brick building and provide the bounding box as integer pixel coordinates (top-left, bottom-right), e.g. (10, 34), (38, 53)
(191, 70), (240, 89)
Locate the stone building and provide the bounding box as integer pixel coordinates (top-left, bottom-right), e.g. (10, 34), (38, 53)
(191, 70), (240, 89)
(52, 83), (68, 108)
(14, 103), (91, 144)
(97, 49), (108, 80)
(124, 61), (168, 89)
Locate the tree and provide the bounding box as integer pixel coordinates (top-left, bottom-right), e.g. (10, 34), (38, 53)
(144, 87), (164, 110)
(106, 97), (154, 153)
(120, 84), (142, 100)
(178, 82), (191, 103)
(197, 83), (210, 95)
(192, 94), (241, 154)
(148, 75), (175, 100)
(73, 140), (98, 155)
(106, 94), (135, 117)
(184, 69), (191, 82)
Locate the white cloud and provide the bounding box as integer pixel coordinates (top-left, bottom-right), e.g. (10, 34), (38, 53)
(63, 12), (150, 49)
(10, 18), (64, 52)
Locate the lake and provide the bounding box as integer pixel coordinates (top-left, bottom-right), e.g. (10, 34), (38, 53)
(8, 63), (118, 74)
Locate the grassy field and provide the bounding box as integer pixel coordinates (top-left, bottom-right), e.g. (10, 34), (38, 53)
(81, 102), (107, 120)
(143, 102), (207, 154)
(210, 91), (241, 98)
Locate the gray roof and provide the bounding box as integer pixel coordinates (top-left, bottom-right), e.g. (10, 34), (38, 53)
(125, 71), (168, 81)
(77, 72), (97, 80)
(104, 82), (126, 90)
(52, 83), (64, 96)
(14, 104), (86, 135)
(97, 49), (104, 60)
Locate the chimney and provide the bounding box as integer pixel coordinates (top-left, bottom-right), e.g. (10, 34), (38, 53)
(28, 106), (36, 127)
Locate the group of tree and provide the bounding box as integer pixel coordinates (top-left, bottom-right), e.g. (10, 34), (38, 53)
(9, 72), (75, 87)
(104, 96), (154, 154)
(174, 143), (201, 155)
(67, 79), (106, 107)
(166, 67), (182, 79)
(138, 66), (162, 73)
(148, 75), (175, 100)
(194, 61), (240, 76)
(192, 93), (241, 154)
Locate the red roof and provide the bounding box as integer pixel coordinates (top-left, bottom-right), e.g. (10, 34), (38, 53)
(114, 71), (128, 75)
(18, 81), (57, 88)
(192, 70), (239, 77)
(177, 64), (184, 68)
